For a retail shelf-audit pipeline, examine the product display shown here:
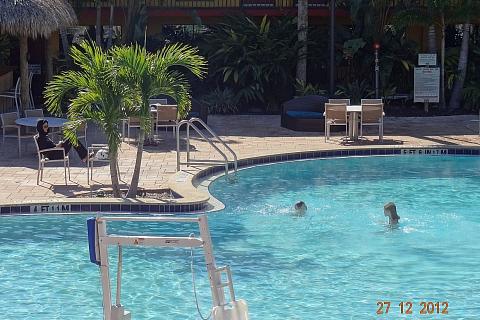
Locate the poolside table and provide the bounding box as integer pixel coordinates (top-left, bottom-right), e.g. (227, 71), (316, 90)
(15, 116), (68, 128)
(346, 105), (362, 140)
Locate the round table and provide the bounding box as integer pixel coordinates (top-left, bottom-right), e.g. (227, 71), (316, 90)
(15, 116), (68, 128)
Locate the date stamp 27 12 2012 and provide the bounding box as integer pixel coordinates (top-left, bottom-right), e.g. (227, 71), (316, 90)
(376, 301), (448, 315)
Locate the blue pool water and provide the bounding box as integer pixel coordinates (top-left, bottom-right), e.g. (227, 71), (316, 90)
(1, 156), (480, 319)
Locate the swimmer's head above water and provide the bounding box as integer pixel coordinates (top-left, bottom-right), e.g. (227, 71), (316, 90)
(294, 201), (307, 215)
(384, 202), (400, 225)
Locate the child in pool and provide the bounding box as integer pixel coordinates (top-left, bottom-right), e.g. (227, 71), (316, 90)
(384, 202), (400, 225)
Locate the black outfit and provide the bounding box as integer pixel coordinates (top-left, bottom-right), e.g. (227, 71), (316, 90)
(36, 119), (88, 160)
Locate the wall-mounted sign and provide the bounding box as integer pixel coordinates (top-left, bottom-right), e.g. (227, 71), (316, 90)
(418, 53), (437, 66)
(28, 64), (41, 75)
(414, 67), (440, 103)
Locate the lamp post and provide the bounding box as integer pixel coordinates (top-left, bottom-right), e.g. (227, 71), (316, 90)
(374, 42), (380, 98)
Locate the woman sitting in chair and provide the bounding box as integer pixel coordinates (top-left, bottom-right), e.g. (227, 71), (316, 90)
(36, 119), (93, 162)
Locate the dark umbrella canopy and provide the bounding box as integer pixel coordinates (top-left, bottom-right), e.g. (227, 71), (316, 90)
(0, 0), (77, 38)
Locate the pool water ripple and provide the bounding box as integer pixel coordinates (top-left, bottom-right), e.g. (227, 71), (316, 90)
(0, 156), (479, 319)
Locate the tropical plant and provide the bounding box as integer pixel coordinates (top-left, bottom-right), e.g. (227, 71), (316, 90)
(44, 42), (135, 197)
(199, 87), (239, 114)
(335, 79), (375, 104)
(392, 0), (479, 109)
(112, 43), (206, 198)
(294, 80), (327, 97)
(199, 15), (300, 111)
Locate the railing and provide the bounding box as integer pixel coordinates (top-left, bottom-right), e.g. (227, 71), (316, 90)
(71, 0), (343, 9)
(176, 117), (237, 176)
(71, 0), (460, 9)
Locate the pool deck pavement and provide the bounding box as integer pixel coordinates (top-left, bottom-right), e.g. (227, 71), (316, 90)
(0, 114), (479, 205)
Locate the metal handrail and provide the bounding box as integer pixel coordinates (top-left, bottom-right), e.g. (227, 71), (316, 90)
(176, 117), (238, 176)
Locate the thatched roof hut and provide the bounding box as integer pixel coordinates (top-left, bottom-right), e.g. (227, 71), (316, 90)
(0, 0), (77, 110)
(0, 0), (77, 38)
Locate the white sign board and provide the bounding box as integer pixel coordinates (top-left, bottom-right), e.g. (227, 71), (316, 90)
(414, 67), (440, 103)
(28, 64), (41, 75)
(418, 53), (437, 66)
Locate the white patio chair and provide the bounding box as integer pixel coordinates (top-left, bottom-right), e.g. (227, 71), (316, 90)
(324, 103), (348, 142)
(33, 134), (70, 185)
(361, 99), (383, 105)
(328, 99), (351, 105)
(87, 144), (121, 185)
(154, 104), (178, 137)
(0, 77), (20, 115)
(126, 116), (141, 142)
(24, 108), (44, 118)
(1, 112), (32, 157)
(149, 98), (168, 105)
(360, 103), (385, 141)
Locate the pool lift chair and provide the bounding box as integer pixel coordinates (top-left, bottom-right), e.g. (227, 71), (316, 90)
(87, 215), (249, 320)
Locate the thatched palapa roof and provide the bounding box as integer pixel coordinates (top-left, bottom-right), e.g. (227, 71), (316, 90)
(0, 0), (77, 38)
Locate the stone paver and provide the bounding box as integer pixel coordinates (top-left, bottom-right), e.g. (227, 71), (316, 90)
(0, 115), (478, 204)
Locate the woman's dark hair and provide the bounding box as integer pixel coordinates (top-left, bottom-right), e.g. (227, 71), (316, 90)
(36, 119), (49, 135)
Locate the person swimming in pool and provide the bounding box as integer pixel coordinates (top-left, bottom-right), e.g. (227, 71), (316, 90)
(294, 201), (307, 216)
(384, 202), (400, 225)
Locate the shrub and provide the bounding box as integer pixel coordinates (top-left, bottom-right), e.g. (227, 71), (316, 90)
(199, 87), (239, 114)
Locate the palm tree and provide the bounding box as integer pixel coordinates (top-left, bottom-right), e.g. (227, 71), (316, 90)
(448, 0), (479, 110)
(44, 42), (135, 197)
(393, 0), (471, 109)
(112, 44), (207, 198)
(296, 0), (308, 83)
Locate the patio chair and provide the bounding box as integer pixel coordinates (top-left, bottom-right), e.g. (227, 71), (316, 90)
(328, 99), (351, 105)
(24, 108), (46, 135)
(87, 144), (120, 185)
(1, 112), (32, 157)
(324, 103), (348, 142)
(1, 73), (35, 111)
(33, 134), (70, 185)
(76, 121), (88, 146)
(24, 108), (44, 118)
(149, 98), (168, 106)
(361, 99), (383, 105)
(126, 116), (141, 142)
(360, 103), (384, 141)
(154, 104), (178, 137)
(0, 77), (20, 115)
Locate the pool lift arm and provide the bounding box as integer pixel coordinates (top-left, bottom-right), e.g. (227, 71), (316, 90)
(87, 215), (249, 320)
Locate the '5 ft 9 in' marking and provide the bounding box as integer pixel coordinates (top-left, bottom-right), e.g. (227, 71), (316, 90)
(376, 301), (449, 315)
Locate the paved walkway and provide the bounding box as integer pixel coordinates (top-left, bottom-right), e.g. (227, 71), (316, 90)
(0, 115), (478, 204)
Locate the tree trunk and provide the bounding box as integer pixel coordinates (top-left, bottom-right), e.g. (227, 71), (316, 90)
(296, 0), (308, 83)
(427, 25), (437, 53)
(122, 0), (138, 45)
(107, 4), (114, 49)
(126, 121), (145, 198)
(439, 14), (446, 109)
(45, 34), (54, 82)
(96, 1), (102, 47)
(59, 28), (71, 65)
(109, 150), (122, 197)
(19, 36), (30, 113)
(449, 23), (471, 110)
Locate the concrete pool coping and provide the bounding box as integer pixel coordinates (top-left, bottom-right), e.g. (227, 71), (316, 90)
(1, 144), (480, 215)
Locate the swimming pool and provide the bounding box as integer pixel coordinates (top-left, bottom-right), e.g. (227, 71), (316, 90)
(1, 155), (479, 319)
